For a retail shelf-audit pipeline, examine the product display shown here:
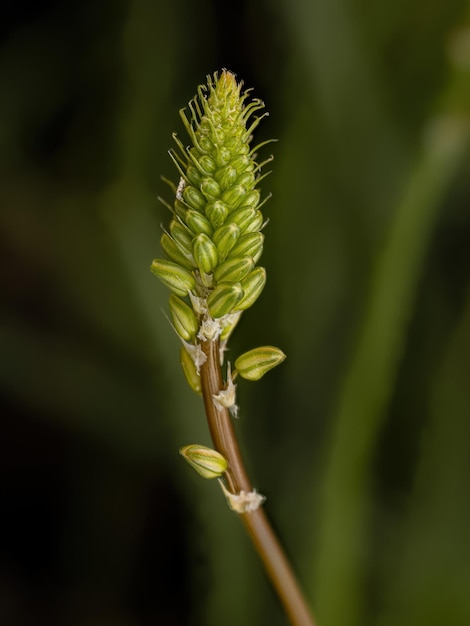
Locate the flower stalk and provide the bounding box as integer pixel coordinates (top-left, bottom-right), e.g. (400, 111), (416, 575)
(152, 70), (316, 626)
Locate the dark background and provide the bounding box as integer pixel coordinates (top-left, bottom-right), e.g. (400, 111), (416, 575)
(1, 1), (470, 625)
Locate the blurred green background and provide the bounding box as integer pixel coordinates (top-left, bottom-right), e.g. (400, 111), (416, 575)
(1, 1), (470, 625)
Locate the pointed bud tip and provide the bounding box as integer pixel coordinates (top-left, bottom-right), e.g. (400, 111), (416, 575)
(180, 444), (228, 479)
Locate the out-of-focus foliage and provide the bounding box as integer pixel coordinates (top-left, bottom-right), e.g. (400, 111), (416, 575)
(1, 1), (469, 625)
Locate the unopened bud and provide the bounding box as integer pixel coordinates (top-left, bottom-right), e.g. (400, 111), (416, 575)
(234, 346), (286, 381)
(215, 165), (238, 188)
(228, 206), (257, 232)
(169, 220), (193, 254)
(180, 444), (228, 479)
(212, 223), (240, 260)
(207, 282), (244, 318)
(222, 184), (246, 209)
(228, 231), (264, 260)
(160, 232), (195, 270)
(214, 256), (254, 284)
(150, 259), (196, 296)
(234, 267), (266, 311)
(183, 185), (206, 211)
(206, 200), (228, 228)
(179, 346), (202, 394)
(200, 177), (222, 199)
(193, 233), (219, 274)
(185, 209), (213, 237)
(169, 294), (199, 341)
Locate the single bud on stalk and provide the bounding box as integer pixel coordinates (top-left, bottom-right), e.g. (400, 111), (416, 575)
(234, 346), (286, 381)
(180, 444), (228, 479)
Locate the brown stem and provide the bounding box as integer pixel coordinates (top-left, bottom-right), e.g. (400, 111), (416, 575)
(200, 338), (317, 626)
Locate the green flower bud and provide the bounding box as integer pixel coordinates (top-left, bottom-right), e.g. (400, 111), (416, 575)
(207, 282), (244, 318)
(200, 177), (222, 199)
(169, 219), (193, 254)
(214, 256), (254, 284)
(199, 155), (216, 173)
(212, 223), (241, 261)
(234, 267), (266, 310)
(206, 200), (228, 229)
(243, 189), (261, 209)
(150, 259), (196, 297)
(185, 209), (213, 237)
(180, 346), (202, 394)
(199, 135), (213, 153)
(180, 444), (228, 479)
(216, 146), (232, 167)
(215, 165), (238, 188)
(193, 233), (219, 274)
(186, 165), (202, 186)
(174, 198), (187, 221)
(228, 206), (257, 232)
(243, 210), (264, 233)
(161, 232), (195, 270)
(228, 231), (264, 260)
(234, 346), (286, 381)
(230, 155), (252, 174)
(237, 171), (256, 189)
(183, 185), (206, 211)
(222, 184), (246, 209)
(169, 294), (199, 341)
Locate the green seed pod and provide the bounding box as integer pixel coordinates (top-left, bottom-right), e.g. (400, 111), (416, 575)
(230, 155), (252, 175)
(185, 209), (213, 237)
(216, 146), (231, 166)
(150, 259), (196, 297)
(222, 184), (246, 209)
(180, 444), (228, 479)
(214, 256), (254, 284)
(186, 165), (202, 186)
(243, 189), (261, 209)
(234, 267), (266, 310)
(183, 185), (206, 211)
(179, 346), (202, 394)
(228, 231), (264, 260)
(199, 135), (213, 153)
(193, 233), (219, 274)
(207, 281), (244, 318)
(199, 155), (217, 173)
(206, 200), (228, 229)
(234, 346), (286, 381)
(174, 198), (187, 220)
(200, 177), (222, 200)
(215, 165), (238, 188)
(212, 223), (241, 261)
(236, 171), (256, 189)
(169, 294), (199, 341)
(160, 233), (195, 270)
(228, 206), (257, 232)
(169, 220), (193, 254)
(243, 210), (264, 234)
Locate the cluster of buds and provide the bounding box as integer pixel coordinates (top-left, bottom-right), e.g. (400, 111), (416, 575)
(151, 70), (285, 489)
